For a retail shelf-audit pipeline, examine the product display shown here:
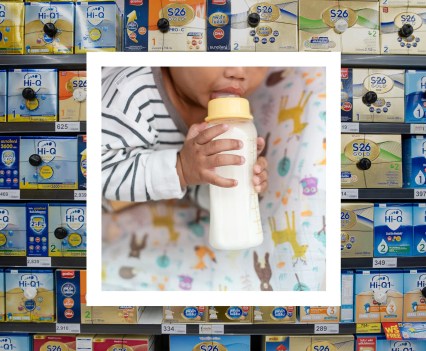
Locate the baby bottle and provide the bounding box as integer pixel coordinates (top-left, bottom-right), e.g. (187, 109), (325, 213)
(205, 95), (263, 250)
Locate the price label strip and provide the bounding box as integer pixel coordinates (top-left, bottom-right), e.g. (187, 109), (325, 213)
(56, 323), (81, 334)
(356, 323), (382, 334)
(27, 257), (51, 267)
(410, 124), (426, 134)
(341, 189), (358, 200)
(74, 191), (87, 201)
(55, 122), (80, 132)
(161, 324), (187, 334)
(314, 323), (339, 334)
(199, 324), (224, 335)
(0, 190), (20, 200)
(373, 257), (397, 268)
(414, 189), (426, 199)
(341, 123), (359, 133)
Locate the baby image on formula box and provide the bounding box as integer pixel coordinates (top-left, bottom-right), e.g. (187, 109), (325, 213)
(24, 2), (74, 55)
(0, 203), (26, 257)
(5, 269), (55, 322)
(230, 1), (298, 52)
(374, 203), (413, 257)
(0, 70), (6, 122)
(148, 0), (206, 51)
(404, 269), (426, 322)
(0, 2), (25, 55)
(413, 204), (426, 256)
(19, 136), (78, 190)
(355, 270), (404, 323)
(75, 2), (122, 53)
(0, 136), (19, 190)
(7, 69), (57, 122)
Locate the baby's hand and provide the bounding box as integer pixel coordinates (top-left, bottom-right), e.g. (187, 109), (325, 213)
(253, 137), (268, 194)
(177, 123), (244, 188)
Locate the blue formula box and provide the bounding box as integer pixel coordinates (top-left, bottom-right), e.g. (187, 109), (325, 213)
(0, 203), (26, 256)
(78, 135), (86, 190)
(7, 69), (57, 122)
(0, 70), (6, 122)
(374, 203), (413, 257)
(0, 136), (19, 190)
(123, 0), (149, 51)
(55, 269), (84, 323)
(26, 203), (49, 257)
(405, 70), (426, 124)
(379, 340), (426, 351)
(170, 335), (250, 351)
(19, 136), (78, 189)
(0, 269), (4, 321)
(49, 203), (86, 257)
(403, 135), (426, 188)
(207, 0), (231, 52)
(404, 269), (426, 322)
(413, 204), (426, 256)
(341, 67), (353, 122)
(0, 334), (31, 351)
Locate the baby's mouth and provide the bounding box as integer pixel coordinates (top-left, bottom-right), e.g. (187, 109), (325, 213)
(210, 87), (244, 100)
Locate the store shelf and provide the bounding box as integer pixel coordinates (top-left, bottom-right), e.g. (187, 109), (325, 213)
(342, 55), (426, 69)
(0, 256), (86, 268)
(0, 122), (86, 134)
(342, 257), (426, 269)
(341, 122), (424, 134)
(0, 189), (86, 201)
(0, 55), (86, 69)
(341, 188), (423, 200)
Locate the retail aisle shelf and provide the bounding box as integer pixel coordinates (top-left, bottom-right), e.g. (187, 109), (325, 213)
(342, 55), (426, 69)
(0, 256), (86, 268)
(0, 55), (86, 69)
(0, 122), (86, 134)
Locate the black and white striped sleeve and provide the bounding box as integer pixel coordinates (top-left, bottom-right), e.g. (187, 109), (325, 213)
(101, 67), (186, 202)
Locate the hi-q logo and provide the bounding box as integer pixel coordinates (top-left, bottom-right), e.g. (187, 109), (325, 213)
(86, 5), (105, 26)
(417, 274), (426, 289)
(421, 76), (426, 92)
(2, 150), (15, 167)
(385, 209), (403, 231)
(30, 215), (46, 234)
(392, 341), (413, 351)
(36, 140), (56, 163)
(370, 275), (391, 290)
(0, 337), (14, 351)
(65, 208), (85, 231)
(23, 73), (42, 92)
(0, 208), (9, 231)
(19, 274), (40, 288)
(0, 5), (6, 25)
(38, 6), (60, 24)
(422, 141), (426, 157)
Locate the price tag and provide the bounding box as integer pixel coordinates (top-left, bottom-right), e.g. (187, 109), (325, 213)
(341, 189), (358, 199)
(199, 324), (224, 335)
(373, 257), (397, 268)
(414, 189), (426, 199)
(74, 190), (87, 200)
(27, 257), (51, 267)
(410, 124), (426, 134)
(56, 323), (81, 334)
(0, 190), (20, 200)
(341, 123), (359, 133)
(356, 323), (382, 334)
(55, 122), (80, 132)
(161, 324), (186, 334)
(314, 323), (339, 334)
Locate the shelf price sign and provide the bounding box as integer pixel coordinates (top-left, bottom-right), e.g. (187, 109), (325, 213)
(199, 324), (224, 335)
(341, 189), (358, 199)
(373, 257), (397, 268)
(161, 324), (186, 334)
(414, 189), (426, 199)
(341, 123), (359, 133)
(314, 324), (339, 334)
(74, 191), (87, 200)
(56, 323), (81, 334)
(55, 122), (80, 132)
(356, 323), (382, 334)
(27, 257), (51, 267)
(0, 190), (20, 200)
(410, 124), (426, 134)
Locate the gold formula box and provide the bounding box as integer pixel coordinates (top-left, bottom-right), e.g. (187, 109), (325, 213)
(208, 306), (252, 323)
(163, 306), (207, 323)
(341, 134), (402, 188)
(253, 306), (296, 323)
(0, 2), (24, 55)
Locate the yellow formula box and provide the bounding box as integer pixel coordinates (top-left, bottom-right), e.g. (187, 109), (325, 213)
(0, 2), (24, 55)
(59, 71), (87, 121)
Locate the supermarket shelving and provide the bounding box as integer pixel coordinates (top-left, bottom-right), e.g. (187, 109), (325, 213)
(0, 55), (86, 69)
(341, 257), (426, 269)
(341, 122), (425, 135)
(342, 55), (426, 69)
(0, 256), (85, 268)
(341, 188), (426, 200)
(0, 189), (86, 201)
(0, 122), (86, 134)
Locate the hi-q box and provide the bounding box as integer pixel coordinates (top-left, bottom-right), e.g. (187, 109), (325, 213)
(0, 136), (20, 190)
(413, 203), (426, 256)
(403, 135), (426, 188)
(0, 2), (25, 55)
(404, 269), (426, 322)
(0, 70), (6, 122)
(405, 70), (426, 123)
(0, 334), (31, 351)
(0, 203), (26, 256)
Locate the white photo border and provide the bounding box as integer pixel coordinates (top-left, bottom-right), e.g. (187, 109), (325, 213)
(87, 52), (341, 306)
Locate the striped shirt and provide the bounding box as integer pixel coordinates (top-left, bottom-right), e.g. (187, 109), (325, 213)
(102, 67), (189, 202)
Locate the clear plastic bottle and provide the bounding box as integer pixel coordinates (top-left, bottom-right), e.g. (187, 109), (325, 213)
(205, 96), (263, 250)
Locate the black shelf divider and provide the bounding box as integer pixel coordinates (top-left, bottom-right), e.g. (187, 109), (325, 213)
(342, 189), (416, 200)
(0, 122), (86, 134)
(342, 55), (426, 69)
(342, 123), (415, 134)
(0, 55), (86, 69)
(0, 257), (86, 268)
(18, 189), (83, 201)
(342, 257), (426, 270)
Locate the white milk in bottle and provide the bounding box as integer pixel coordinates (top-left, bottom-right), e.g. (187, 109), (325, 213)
(205, 96), (263, 250)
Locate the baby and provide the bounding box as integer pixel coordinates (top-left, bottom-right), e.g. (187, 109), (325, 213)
(102, 67), (268, 205)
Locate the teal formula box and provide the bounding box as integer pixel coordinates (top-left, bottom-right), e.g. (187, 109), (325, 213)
(341, 270), (354, 323)
(26, 203), (48, 257)
(403, 135), (426, 188)
(7, 69), (57, 122)
(0, 136), (19, 190)
(0, 203), (26, 257)
(413, 203), (426, 256)
(0, 334), (31, 351)
(49, 203), (86, 257)
(0, 70), (6, 122)
(170, 335), (250, 351)
(374, 203), (413, 257)
(405, 70), (426, 123)
(19, 136), (78, 189)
